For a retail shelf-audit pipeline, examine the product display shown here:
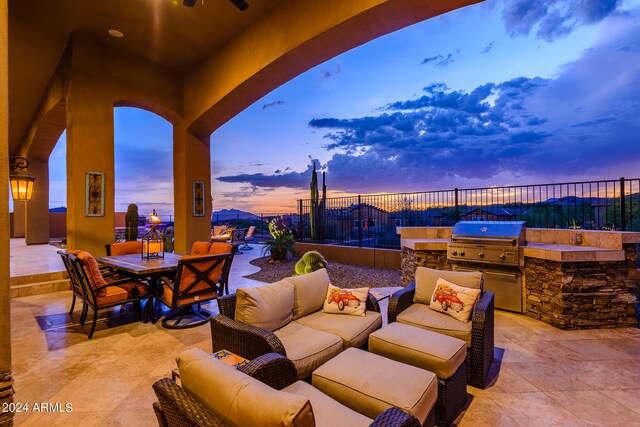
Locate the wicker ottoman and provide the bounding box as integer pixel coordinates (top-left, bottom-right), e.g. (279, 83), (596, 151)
(312, 347), (437, 426)
(369, 322), (467, 426)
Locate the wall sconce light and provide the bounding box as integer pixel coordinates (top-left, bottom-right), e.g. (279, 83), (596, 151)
(9, 156), (36, 202)
(141, 209), (164, 260)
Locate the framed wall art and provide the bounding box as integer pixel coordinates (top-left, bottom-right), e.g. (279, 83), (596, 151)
(193, 181), (205, 217)
(86, 172), (105, 217)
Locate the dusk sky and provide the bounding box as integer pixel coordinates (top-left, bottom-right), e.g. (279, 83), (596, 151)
(45, 0), (640, 216)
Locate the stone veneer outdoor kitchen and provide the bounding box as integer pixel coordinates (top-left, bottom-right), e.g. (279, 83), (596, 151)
(399, 227), (640, 330)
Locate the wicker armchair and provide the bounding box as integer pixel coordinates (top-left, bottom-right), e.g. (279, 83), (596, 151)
(211, 292), (381, 362)
(388, 282), (494, 389)
(152, 353), (423, 427)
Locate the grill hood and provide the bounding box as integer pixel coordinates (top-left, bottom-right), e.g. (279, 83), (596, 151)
(451, 221), (526, 246)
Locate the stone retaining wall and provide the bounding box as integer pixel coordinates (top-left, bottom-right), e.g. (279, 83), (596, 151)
(401, 247), (451, 284)
(525, 244), (638, 329)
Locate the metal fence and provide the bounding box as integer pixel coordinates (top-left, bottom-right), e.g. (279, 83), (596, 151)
(297, 177), (640, 249)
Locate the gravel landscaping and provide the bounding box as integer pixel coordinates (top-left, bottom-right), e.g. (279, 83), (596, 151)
(245, 256), (403, 289)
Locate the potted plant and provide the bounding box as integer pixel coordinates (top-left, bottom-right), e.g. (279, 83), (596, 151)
(262, 217), (296, 262)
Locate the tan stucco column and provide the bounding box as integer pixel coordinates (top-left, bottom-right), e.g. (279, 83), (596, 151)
(10, 203), (24, 238)
(173, 124), (212, 254)
(66, 90), (115, 255)
(25, 158), (50, 245)
(0, 2), (14, 425)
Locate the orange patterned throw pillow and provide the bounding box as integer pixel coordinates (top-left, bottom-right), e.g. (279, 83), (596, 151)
(429, 277), (481, 323)
(322, 284), (369, 316)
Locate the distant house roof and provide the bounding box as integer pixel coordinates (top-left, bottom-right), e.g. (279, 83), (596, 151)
(464, 206), (529, 217)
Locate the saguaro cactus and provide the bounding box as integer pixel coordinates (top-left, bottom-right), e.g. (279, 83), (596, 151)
(309, 163), (326, 241)
(125, 203), (139, 241)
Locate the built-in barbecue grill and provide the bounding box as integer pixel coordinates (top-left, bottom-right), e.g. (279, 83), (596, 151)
(448, 221), (526, 313)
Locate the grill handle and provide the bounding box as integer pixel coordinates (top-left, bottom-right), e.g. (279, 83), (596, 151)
(450, 236), (517, 245)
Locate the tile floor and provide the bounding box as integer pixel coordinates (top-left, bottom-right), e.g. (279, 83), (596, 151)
(8, 244), (640, 426)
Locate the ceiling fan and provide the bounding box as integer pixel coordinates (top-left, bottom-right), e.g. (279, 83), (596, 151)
(183, 0), (249, 11)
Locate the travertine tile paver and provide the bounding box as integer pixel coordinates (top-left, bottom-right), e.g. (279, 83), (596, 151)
(8, 244), (640, 426)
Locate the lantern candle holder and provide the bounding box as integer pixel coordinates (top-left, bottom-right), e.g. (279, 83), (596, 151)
(141, 209), (164, 260)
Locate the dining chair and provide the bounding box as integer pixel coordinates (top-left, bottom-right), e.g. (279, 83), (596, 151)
(156, 252), (234, 329)
(105, 240), (143, 256)
(67, 251), (154, 338)
(240, 225), (256, 250)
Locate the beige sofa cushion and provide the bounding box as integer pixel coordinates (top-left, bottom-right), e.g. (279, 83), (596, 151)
(274, 321), (343, 379)
(369, 322), (467, 378)
(295, 311), (382, 349)
(312, 348), (437, 424)
(284, 268), (331, 320)
(177, 348), (315, 427)
(283, 380), (372, 427)
(397, 303), (473, 346)
(414, 267), (483, 305)
(235, 280), (294, 331)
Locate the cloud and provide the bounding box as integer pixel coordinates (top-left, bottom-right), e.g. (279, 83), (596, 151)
(319, 61), (342, 82)
(262, 100), (285, 109)
(421, 55), (443, 65)
(421, 52), (458, 67)
(216, 14), (640, 193)
(481, 41), (495, 54)
(501, 0), (622, 41)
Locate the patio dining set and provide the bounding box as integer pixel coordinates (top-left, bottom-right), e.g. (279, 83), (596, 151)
(57, 239), (239, 337)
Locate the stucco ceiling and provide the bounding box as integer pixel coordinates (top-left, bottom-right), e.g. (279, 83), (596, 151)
(8, 0), (281, 153)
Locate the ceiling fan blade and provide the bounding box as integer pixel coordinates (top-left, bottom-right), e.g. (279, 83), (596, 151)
(183, 0), (197, 6)
(229, 0), (249, 11)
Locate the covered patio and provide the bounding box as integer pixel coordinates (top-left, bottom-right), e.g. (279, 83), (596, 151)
(3, 1), (640, 426)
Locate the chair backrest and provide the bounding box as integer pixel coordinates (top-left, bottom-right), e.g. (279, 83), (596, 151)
(191, 240), (212, 255)
(230, 229), (247, 243)
(58, 251), (85, 299)
(108, 240), (143, 256)
(245, 226), (256, 239)
(171, 253), (234, 305)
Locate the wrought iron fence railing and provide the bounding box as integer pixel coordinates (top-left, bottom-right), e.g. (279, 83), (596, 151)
(297, 177), (640, 249)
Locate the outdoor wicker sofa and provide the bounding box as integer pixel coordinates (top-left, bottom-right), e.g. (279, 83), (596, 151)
(388, 267), (495, 389)
(152, 349), (425, 427)
(210, 268), (383, 379)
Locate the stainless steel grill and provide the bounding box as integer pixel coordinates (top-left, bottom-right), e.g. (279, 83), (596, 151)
(448, 221), (526, 312)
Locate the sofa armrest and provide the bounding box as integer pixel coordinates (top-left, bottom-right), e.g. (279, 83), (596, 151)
(366, 293), (381, 313)
(369, 407), (421, 427)
(216, 294), (236, 318)
(237, 353), (297, 390)
(387, 283), (416, 323)
(469, 290), (494, 389)
(152, 378), (225, 427)
(210, 314), (286, 361)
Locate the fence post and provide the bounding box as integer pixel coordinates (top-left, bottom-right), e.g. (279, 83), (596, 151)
(298, 200), (303, 240)
(620, 177), (626, 231)
(454, 188), (459, 223)
(358, 195), (362, 248)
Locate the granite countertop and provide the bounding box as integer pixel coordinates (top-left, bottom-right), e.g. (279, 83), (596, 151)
(401, 238), (627, 262)
(522, 242), (625, 262)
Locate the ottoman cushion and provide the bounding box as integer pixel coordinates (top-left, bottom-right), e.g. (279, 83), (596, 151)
(312, 348), (437, 424)
(369, 322), (467, 379)
(294, 311), (382, 348)
(274, 321), (344, 379)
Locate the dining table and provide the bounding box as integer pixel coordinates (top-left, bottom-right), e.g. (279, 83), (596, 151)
(96, 252), (185, 323)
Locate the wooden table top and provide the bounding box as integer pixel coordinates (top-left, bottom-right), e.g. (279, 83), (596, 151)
(97, 252), (183, 275)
